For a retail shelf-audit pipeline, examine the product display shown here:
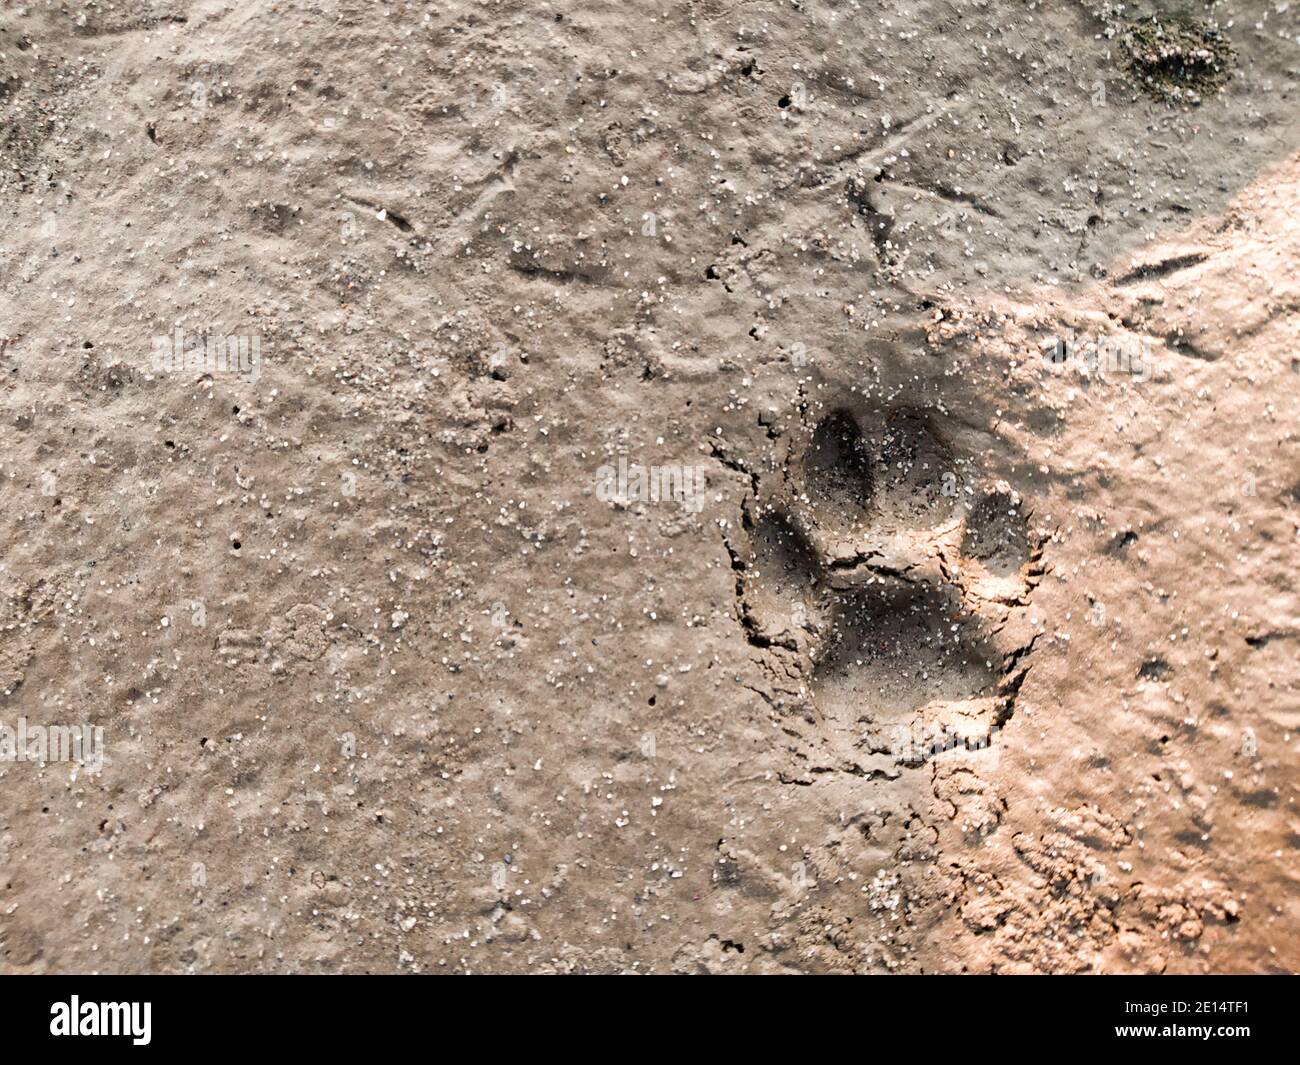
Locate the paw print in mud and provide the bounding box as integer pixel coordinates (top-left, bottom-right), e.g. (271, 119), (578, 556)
(735, 405), (1043, 776)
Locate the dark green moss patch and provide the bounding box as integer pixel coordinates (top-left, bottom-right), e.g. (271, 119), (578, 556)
(1122, 16), (1234, 103)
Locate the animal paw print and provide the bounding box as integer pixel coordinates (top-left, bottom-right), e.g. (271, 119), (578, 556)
(736, 405), (1041, 779)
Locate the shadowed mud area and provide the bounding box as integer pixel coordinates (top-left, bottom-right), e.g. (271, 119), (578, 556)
(814, 583), (1001, 725)
(0, 0), (1296, 975)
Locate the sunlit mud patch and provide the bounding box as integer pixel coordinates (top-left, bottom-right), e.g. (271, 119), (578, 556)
(1122, 16), (1234, 104)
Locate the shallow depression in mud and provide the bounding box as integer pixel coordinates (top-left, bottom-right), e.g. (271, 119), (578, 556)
(802, 408), (960, 537)
(812, 584), (1000, 728)
(961, 490), (1030, 578)
(804, 410), (875, 523)
(745, 509), (819, 607)
(864, 411), (960, 535)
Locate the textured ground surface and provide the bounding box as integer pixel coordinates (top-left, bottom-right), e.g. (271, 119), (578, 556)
(0, 0), (1297, 973)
